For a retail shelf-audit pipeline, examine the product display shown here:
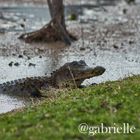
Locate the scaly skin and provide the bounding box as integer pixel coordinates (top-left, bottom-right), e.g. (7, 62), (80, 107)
(0, 60), (105, 97)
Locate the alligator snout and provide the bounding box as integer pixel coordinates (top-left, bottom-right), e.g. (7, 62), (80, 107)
(92, 66), (106, 76)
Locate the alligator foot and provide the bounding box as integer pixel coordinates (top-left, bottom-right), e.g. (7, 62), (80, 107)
(29, 87), (43, 98)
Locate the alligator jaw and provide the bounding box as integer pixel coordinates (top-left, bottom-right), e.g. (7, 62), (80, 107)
(73, 66), (105, 81)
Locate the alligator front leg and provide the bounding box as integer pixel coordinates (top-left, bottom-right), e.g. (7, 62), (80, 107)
(29, 87), (42, 97)
(27, 84), (48, 98)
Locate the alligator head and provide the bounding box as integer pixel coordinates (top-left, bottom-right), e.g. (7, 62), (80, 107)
(51, 60), (105, 88)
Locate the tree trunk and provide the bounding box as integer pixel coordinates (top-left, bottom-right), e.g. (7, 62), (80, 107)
(19, 0), (76, 45)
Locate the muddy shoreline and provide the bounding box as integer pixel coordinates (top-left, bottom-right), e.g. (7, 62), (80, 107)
(0, 0), (140, 113)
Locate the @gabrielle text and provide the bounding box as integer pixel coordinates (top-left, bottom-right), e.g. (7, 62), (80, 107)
(78, 123), (136, 136)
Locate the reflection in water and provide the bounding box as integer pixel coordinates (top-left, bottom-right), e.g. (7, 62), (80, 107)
(48, 43), (67, 72)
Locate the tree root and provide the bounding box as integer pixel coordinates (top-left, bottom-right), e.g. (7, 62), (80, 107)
(19, 20), (77, 45)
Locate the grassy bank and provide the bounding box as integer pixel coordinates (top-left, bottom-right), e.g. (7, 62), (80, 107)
(0, 76), (140, 140)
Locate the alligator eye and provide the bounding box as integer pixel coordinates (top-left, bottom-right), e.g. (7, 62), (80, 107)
(79, 60), (86, 65)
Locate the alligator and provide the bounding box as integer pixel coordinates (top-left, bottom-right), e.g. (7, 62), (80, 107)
(0, 60), (105, 97)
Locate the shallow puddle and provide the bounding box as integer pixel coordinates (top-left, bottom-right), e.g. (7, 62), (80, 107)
(0, 94), (25, 114)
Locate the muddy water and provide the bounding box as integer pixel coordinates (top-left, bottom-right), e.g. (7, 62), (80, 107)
(0, 1), (140, 113)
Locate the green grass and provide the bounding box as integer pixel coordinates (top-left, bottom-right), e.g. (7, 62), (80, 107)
(0, 75), (140, 140)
